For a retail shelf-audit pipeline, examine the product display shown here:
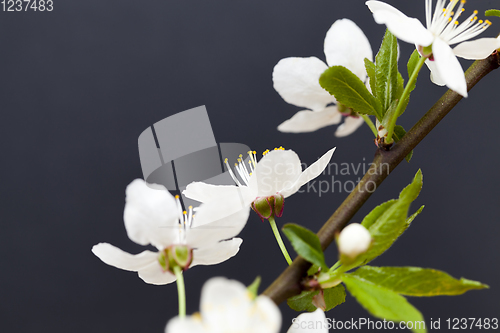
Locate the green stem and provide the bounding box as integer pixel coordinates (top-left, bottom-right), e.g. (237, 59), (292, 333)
(361, 114), (377, 137)
(269, 216), (293, 265)
(385, 56), (427, 144)
(173, 266), (186, 318)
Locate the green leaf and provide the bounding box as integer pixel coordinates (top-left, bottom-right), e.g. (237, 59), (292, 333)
(287, 284), (346, 312)
(320, 66), (382, 119)
(485, 9), (500, 17)
(247, 276), (261, 299)
(396, 72), (405, 101)
(356, 170), (423, 267)
(283, 223), (328, 270)
(364, 58), (377, 98)
(342, 274), (426, 333)
(375, 29), (399, 114)
(393, 125), (413, 162)
(407, 49), (420, 83)
(361, 200), (397, 230)
(404, 205), (424, 230)
(347, 266), (489, 297)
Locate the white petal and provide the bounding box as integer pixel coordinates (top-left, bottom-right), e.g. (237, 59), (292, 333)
(277, 107), (342, 133)
(425, 58), (446, 86)
(191, 238), (243, 267)
(432, 37), (467, 97)
(273, 57), (334, 111)
(188, 186), (254, 226)
(324, 18), (373, 80)
(186, 208), (250, 248)
(183, 182), (239, 204)
(123, 179), (179, 248)
(281, 147), (336, 198)
(250, 296), (282, 333)
(165, 317), (207, 333)
(138, 261), (177, 285)
(200, 277), (253, 330)
(287, 309), (328, 333)
(453, 38), (500, 60)
(92, 243), (157, 271)
(250, 150), (302, 197)
(335, 116), (365, 137)
(366, 1), (434, 46)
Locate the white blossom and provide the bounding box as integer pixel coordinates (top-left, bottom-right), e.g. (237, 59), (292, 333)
(183, 147), (336, 224)
(92, 179), (248, 285)
(273, 19), (372, 137)
(366, 0), (500, 97)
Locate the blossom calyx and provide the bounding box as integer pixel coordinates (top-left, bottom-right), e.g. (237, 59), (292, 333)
(337, 223), (372, 263)
(158, 244), (193, 273)
(251, 193), (285, 221)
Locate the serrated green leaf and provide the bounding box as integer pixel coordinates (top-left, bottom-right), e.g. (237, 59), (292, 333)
(357, 170), (423, 266)
(287, 284), (346, 312)
(393, 125), (413, 162)
(320, 66), (382, 119)
(247, 276), (261, 299)
(361, 200), (397, 230)
(364, 58), (377, 97)
(396, 72), (404, 101)
(342, 274), (426, 333)
(375, 29), (399, 114)
(407, 50), (420, 82)
(405, 205), (424, 229)
(283, 223), (327, 270)
(485, 9), (500, 17)
(347, 266), (488, 297)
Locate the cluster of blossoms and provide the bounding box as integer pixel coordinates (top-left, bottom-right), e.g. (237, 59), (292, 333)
(93, 0), (499, 331)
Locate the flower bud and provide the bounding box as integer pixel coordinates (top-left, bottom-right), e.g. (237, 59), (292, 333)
(337, 223), (372, 260)
(158, 244), (193, 273)
(251, 193), (285, 221)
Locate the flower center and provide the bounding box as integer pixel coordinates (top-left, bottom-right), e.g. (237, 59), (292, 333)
(427, 0), (491, 45)
(224, 147), (286, 186)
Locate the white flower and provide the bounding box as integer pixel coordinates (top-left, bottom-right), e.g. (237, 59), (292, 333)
(366, 0), (500, 97)
(273, 19), (372, 137)
(337, 223), (372, 258)
(183, 147), (336, 224)
(92, 179), (248, 285)
(165, 277), (282, 333)
(287, 309), (328, 333)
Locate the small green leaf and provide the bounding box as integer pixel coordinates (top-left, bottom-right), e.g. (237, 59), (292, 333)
(320, 66), (382, 119)
(393, 125), (413, 162)
(396, 72), (405, 101)
(405, 205), (424, 230)
(247, 276), (261, 299)
(364, 58), (377, 97)
(361, 200), (397, 230)
(375, 29), (399, 114)
(355, 170), (423, 267)
(407, 49), (420, 82)
(307, 264), (321, 276)
(283, 224), (327, 270)
(347, 266), (489, 297)
(342, 274), (426, 333)
(287, 284), (346, 312)
(485, 9), (500, 17)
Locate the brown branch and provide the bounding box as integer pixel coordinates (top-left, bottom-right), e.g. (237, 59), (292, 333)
(263, 52), (500, 304)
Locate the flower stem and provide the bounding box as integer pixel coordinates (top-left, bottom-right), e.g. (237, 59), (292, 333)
(361, 114), (377, 137)
(173, 266), (186, 318)
(385, 55), (427, 144)
(268, 216), (293, 265)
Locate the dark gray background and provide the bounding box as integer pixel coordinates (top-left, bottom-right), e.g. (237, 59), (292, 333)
(1, 0), (499, 332)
